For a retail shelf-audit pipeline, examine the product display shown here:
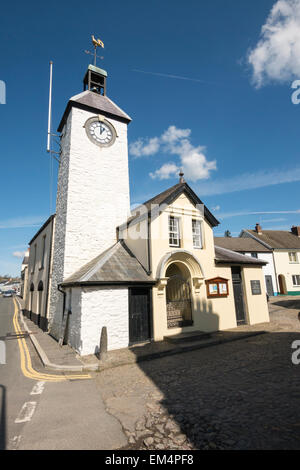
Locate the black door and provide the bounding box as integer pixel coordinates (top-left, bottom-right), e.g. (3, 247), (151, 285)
(265, 275), (274, 297)
(231, 267), (246, 325)
(129, 288), (151, 344)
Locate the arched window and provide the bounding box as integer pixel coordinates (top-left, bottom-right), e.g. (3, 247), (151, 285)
(38, 281), (43, 291)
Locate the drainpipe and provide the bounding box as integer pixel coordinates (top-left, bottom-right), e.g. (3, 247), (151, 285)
(147, 212), (152, 275)
(57, 284), (66, 321)
(272, 251), (279, 295)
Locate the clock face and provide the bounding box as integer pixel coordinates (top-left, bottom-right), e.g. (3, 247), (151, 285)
(85, 117), (116, 147)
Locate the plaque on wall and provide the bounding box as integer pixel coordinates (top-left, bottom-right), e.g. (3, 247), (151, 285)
(251, 280), (261, 295)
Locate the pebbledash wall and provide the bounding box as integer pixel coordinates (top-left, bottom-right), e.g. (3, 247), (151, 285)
(68, 287), (129, 355)
(49, 103), (130, 339)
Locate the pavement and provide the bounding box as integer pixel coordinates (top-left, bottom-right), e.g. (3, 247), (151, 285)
(17, 296), (274, 372)
(0, 296), (127, 450)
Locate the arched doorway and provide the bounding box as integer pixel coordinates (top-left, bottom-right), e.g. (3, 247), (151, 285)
(166, 263), (193, 328)
(278, 275), (287, 295)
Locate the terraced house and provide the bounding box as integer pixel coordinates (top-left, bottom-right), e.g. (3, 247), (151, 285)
(23, 63), (270, 356)
(240, 224), (300, 296)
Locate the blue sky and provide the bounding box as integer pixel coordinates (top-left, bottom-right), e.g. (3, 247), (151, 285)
(1, 0), (300, 276)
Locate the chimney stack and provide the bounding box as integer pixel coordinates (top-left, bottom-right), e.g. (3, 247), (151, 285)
(255, 223), (262, 235)
(291, 226), (300, 237)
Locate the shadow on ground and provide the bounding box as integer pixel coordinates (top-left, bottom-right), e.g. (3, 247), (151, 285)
(96, 304), (300, 451)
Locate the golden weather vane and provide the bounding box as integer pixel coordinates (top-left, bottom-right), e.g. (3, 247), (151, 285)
(84, 35), (105, 66)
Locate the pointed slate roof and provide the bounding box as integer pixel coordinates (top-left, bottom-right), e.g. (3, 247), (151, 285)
(243, 229), (300, 250)
(214, 237), (271, 253)
(57, 90), (131, 132)
(214, 245), (267, 266)
(61, 241), (154, 287)
(119, 182), (219, 229)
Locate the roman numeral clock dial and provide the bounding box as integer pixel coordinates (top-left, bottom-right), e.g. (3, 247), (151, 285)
(85, 116), (116, 147)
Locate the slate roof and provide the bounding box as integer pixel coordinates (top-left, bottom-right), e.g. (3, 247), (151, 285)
(244, 230), (300, 250)
(61, 241), (154, 287)
(214, 237), (271, 253)
(22, 256), (29, 265)
(119, 182), (219, 229)
(29, 214), (55, 245)
(214, 245), (267, 266)
(57, 91), (131, 132)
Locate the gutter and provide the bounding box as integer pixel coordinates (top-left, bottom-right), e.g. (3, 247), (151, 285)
(59, 280), (156, 289)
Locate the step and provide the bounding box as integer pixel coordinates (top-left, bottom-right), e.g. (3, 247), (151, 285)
(164, 330), (211, 344)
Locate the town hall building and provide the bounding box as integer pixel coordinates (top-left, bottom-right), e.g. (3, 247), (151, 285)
(23, 63), (270, 356)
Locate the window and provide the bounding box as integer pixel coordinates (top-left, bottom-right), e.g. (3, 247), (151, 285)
(251, 252), (258, 258)
(40, 235), (46, 269)
(169, 216), (180, 247)
(292, 275), (300, 286)
(251, 280), (262, 295)
(192, 219), (202, 248)
(289, 252), (298, 263)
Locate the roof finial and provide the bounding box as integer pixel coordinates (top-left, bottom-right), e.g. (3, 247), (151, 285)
(179, 169), (185, 184)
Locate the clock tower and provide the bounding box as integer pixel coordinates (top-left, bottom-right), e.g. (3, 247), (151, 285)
(49, 64), (131, 337)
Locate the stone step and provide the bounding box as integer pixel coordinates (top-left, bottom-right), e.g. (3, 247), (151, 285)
(164, 330), (211, 344)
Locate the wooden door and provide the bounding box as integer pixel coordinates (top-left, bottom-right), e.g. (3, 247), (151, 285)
(129, 288), (151, 344)
(265, 275), (274, 297)
(231, 267), (246, 325)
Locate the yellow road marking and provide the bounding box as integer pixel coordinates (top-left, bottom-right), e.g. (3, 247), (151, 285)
(12, 298), (91, 382)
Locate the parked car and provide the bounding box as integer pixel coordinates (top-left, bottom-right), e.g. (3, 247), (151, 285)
(3, 290), (14, 297)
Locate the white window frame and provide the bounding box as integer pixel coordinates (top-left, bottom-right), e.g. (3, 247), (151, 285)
(192, 219), (203, 249)
(289, 252), (298, 263)
(169, 216), (180, 247)
(292, 275), (300, 286)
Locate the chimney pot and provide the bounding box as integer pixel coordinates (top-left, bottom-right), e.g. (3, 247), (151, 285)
(255, 223), (262, 234)
(291, 226), (300, 237)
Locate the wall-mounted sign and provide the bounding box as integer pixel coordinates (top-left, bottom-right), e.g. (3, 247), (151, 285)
(251, 280), (261, 295)
(206, 277), (229, 298)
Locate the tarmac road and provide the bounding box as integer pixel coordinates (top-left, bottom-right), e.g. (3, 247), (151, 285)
(0, 296), (127, 450)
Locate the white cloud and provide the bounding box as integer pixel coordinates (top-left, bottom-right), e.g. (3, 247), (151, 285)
(12, 251), (26, 258)
(129, 125), (217, 182)
(197, 167), (300, 196)
(150, 163), (179, 180)
(161, 126), (191, 143)
(248, 0), (300, 87)
(217, 209), (300, 219)
(0, 215), (46, 229)
(129, 137), (160, 158)
(212, 205), (221, 211)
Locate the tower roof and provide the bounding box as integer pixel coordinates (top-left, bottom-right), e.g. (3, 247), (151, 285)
(57, 90), (131, 132)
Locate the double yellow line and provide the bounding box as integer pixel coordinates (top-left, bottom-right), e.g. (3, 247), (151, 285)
(12, 298), (91, 382)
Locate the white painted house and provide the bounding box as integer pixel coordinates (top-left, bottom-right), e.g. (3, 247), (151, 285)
(214, 236), (277, 297)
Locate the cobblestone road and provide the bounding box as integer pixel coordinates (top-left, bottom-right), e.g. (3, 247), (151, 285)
(96, 298), (300, 450)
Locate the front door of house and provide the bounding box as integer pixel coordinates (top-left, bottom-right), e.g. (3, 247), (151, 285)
(265, 275), (274, 297)
(129, 288), (151, 344)
(231, 267), (246, 325)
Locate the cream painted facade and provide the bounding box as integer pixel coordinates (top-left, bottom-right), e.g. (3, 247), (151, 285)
(120, 192), (270, 343)
(273, 250), (300, 295)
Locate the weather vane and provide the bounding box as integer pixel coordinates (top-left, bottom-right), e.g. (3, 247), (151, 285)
(84, 35), (104, 66)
